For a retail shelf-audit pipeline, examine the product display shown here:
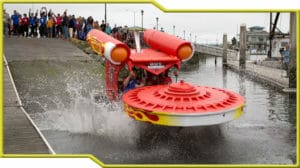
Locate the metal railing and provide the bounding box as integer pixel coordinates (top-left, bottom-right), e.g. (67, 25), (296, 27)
(194, 44), (238, 60)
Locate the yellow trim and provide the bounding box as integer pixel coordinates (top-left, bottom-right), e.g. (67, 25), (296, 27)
(87, 36), (104, 56)
(233, 105), (243, 119)
(296, 10), (299, 167)
(125, 103), (245, 126)
(125, 103), (177, 126)
(0, 3), (3, 157)
(125, 104), (155, 123)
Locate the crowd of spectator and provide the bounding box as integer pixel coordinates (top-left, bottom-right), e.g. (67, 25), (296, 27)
(3, 7), (176, 93)
(3, 7), (136, 47)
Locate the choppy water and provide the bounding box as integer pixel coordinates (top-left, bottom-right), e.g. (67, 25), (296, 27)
(10, 56), (296, 164)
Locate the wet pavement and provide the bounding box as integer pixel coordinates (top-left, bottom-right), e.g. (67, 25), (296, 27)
(5, 38), (296, 164)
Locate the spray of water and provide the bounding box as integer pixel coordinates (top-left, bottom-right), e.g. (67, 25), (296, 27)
(27, 69), (140, 141)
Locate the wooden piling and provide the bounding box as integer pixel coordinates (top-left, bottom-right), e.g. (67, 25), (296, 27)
(223, 33), (228, 66)
(288, 12), (296, 88)
(239, 24), (247, 69)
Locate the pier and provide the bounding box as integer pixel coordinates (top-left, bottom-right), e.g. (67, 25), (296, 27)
(193, 43), (291, 89)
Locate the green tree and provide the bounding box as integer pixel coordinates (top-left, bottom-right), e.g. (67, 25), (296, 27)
(231, 37), (237, 46)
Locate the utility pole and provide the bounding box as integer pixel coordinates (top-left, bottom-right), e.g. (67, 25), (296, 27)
(223, 33), (228, 66)
(104, 3), (107, 24)
(173, 25), (175, 35)
(141, 10), (144, 31)
(155, 17), (159, 30)
(268, 12), (272, 59)
(269, 12), (280, 59)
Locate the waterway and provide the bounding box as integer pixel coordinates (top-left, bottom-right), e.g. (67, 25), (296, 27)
(10, 56), (296, 164)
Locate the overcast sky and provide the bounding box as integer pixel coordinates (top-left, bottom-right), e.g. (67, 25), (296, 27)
(4, 3), (290, 44)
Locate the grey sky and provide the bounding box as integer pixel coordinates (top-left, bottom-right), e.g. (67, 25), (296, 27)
(4, 3), (290, 44)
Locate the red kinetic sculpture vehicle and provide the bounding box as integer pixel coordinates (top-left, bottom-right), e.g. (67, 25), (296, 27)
(87, 29), (244, 126)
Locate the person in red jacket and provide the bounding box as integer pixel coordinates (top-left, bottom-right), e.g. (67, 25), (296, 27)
(21, 13), (29, 37)
(55, 13), (62, 38)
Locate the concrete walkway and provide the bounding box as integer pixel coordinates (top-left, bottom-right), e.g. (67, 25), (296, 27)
(4, 37), (92, 62)
(3, 37), (93, 154)
(227, 60), (289, 89)
(3, 56), (54, 154)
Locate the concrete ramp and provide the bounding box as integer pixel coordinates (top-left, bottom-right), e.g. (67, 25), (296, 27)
(3, 56), (53, 154)
(4, 37), (93, 62)
(3, 37), (95, 154)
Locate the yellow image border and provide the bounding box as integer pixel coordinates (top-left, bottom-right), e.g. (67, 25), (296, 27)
(0, 0), (299, 167)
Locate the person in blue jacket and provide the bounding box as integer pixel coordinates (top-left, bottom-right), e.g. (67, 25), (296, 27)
(11, 10), (20, 36)
(282, 44), (290, 70)
(39, 7), (47, 37)
(123, 68), (144, 93)
(28, 10), (37, 37)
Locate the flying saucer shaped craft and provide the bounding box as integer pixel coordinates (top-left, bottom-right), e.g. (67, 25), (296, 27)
(122, 80), (245, 127)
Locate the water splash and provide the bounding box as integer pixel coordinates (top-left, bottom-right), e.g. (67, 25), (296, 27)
(26, 68), (139, 140)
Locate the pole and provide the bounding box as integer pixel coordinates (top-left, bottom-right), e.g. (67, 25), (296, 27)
(223, 33), (228, 66)
(239, 24), (247, 69)
(133, 11), (136, 27)
(141, 10), (144, 31)
(288, 12), (296, 88)
(173, 25), (175, 35)
(156, 17), (159, 30)
(104, 3), (107, 24)
(269, 12), (280, 59)
(268, 12), (272, 59)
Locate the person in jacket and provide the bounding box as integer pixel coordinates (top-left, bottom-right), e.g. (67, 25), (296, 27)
(11, 10), (20, 36)
(20, 13), (29, 37)
(28, 10), (37, 37)
(39, 7), (47, 37)
(123, 68), (144, 93)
